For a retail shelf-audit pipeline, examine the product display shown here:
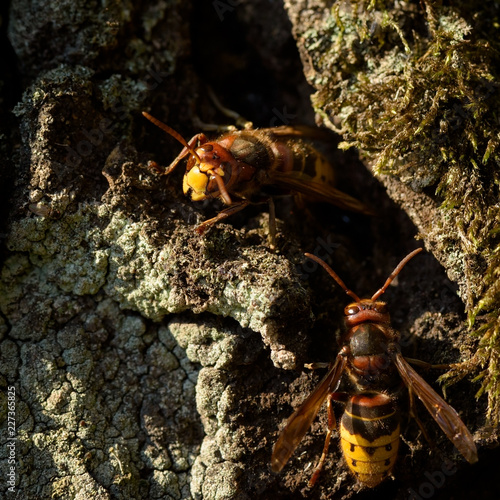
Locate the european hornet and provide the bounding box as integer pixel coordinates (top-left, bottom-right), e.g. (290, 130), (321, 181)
(271, 248), (478, 487)
(142, 111), (368, 248)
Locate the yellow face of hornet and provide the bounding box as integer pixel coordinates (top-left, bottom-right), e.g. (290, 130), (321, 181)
(182, 142), (235, 203)
(183, 162), (230, 202)
(183, 165), (211, 201)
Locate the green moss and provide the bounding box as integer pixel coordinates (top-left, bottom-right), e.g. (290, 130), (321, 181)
(305, 1), (500, 421)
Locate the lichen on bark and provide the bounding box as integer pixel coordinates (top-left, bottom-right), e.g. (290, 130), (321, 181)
(1, 1), (498, 499)
(0, 2), (315, 498)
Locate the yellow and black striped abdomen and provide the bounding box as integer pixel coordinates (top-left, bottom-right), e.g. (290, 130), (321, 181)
(340, 392), (400, 487)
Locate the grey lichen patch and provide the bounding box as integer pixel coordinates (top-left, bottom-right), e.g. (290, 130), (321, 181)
(195, 367), (229, 432)
(6, 206), (109, 296)
(2, 176), (308, 499)
(2, 197), (208, 499)
(53, 472), (110, 500)
(4, 202), (311, 376)
(146, 341), (180, 373)
(191, 421), (251, 499)
(0, 260), (203, 498)
(172, 324), (234, 496)
(166, 315), (281, 500)
(171, 318), (250, 370)
(3, 1), (323, 498)
(76, 474), (114, 500)
(195, 461), (244, 500)
(149, 469), (182, 499)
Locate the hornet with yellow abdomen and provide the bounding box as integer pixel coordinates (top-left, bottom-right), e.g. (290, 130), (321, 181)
(142, 111), (368, 246)
(271, 248), (478, 487)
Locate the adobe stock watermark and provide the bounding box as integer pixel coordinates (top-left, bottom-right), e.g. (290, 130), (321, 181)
(5, 386), (17, 493)
(407, 457), (458, 499)
(213, 0), (239, 21)
(269, 106), (296, 127)
(296, 235), (340, 280)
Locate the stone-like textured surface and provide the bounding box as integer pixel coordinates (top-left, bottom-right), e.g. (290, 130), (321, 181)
(0, 2), (316, 498)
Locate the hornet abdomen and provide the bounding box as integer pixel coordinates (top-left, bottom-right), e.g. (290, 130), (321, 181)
(340, 392), (400, 487)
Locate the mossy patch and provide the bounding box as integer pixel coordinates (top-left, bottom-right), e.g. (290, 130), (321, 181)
(287, 0), (500, 422)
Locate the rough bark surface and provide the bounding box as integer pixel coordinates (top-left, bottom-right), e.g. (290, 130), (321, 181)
(0, 1), (497, 500)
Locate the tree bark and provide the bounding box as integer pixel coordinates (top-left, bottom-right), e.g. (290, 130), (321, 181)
(1, 1), (497, 499)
